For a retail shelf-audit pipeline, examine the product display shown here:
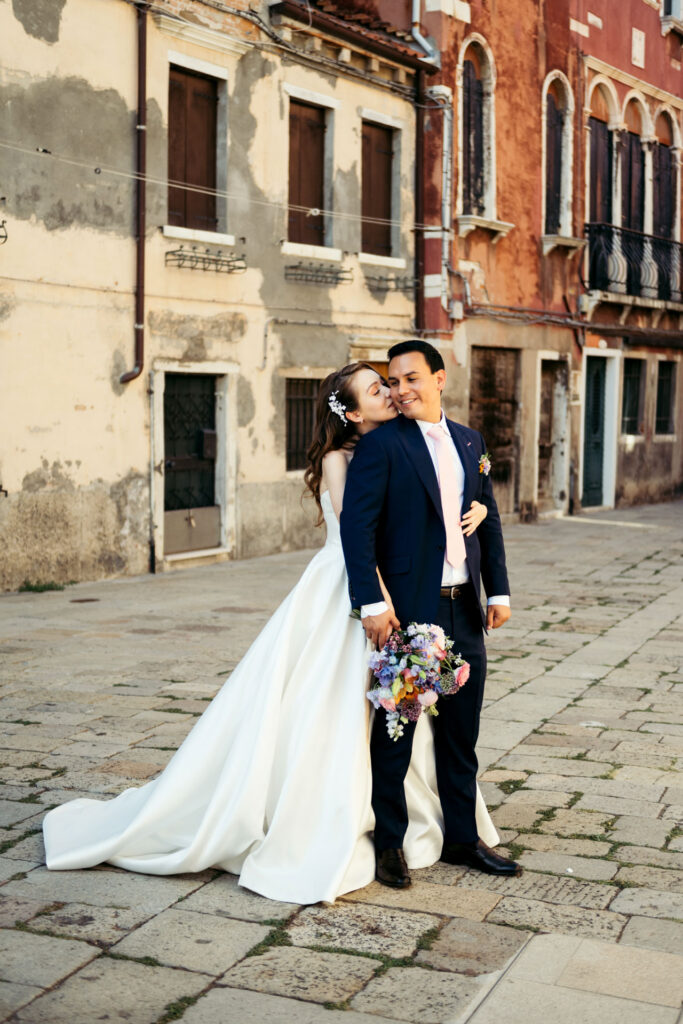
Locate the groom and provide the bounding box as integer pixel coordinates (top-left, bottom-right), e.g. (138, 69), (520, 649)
(340, 340), (521, 887)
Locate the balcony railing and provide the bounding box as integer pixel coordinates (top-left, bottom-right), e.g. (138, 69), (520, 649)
(585, 222), (683, 304)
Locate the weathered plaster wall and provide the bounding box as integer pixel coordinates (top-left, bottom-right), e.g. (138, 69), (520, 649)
(0, 0), (416, 589)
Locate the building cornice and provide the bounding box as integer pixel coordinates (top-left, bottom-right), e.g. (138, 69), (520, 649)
(583, 55), (683, 112)
(152, 13), (252, 57)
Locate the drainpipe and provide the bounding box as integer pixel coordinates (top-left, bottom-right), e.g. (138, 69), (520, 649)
(411, 0), (438, 63)
(120, 1), (148, 384)
(426, 85), (453, 313)
(415, 68), (426, 333)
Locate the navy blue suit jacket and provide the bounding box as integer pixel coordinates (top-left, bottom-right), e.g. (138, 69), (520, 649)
(340, 415), (509, 628)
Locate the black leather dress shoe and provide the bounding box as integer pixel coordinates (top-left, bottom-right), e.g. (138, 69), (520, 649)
(441, 839), (522, 876)
(375, 848), (411, 888)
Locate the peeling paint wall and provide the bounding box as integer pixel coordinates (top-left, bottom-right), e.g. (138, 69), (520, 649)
(0, 0), (417, 590)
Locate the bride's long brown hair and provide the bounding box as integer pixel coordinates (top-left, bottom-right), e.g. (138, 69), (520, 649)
(304, 362), (378, 524)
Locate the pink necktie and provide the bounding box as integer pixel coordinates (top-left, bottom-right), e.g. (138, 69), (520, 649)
(428, 425), (466, 569)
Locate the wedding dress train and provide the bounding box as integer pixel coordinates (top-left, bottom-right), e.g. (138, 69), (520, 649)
(43, 491), (498, 904)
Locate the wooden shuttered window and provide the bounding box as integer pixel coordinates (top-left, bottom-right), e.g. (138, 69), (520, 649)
(589, 117), (612, 224)
(168, 67), (218, 232)
(288, 100), (326, 246)
(655, 362), (676, 435)
(621, 358), (645, 435)
(362, 121), (393, 256)
(621, 132), (645, 232)
(545, 92), (563, 235)
(286, 378), (320, 471)
(462, 59), (485, 216)
(653, 143), (675, 239)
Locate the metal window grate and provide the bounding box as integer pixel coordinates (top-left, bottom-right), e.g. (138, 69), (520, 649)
(286, 378), (320, 471)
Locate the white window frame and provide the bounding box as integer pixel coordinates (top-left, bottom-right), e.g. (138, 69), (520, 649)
(151, 360), (239, 567)
(166, 51), (229, 237)
(541, 71), (579, 251)
(283, 83), (338, 252)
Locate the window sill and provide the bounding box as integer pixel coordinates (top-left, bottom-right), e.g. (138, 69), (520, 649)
(661, 14), (683, 36)
(281, 241), (342, 262)
(653, 433), (676, 442)
(358, 252), (407, 269)
(541, 234), (586, 257)
(163, 225), (236, 247)
(456, 215), (514, 244)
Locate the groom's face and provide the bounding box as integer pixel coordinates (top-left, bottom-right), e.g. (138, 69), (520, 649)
(387, 352), (445, 423)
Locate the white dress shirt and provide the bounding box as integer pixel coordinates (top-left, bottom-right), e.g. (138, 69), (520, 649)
(360, 412), (510, 617)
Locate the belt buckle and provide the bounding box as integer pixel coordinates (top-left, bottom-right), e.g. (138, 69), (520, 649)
(450, 585), (460, 600)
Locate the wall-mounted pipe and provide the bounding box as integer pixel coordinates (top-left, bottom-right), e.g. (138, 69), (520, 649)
(411, 0), (438, 63)
(426, 84), (453, 313)
(414, 68), (426, 333)
(120, 1), (148, 384)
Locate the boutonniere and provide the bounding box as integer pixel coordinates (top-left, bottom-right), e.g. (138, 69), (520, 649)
(479, 453), (492, 476)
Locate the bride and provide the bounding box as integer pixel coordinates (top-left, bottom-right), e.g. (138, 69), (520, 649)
(43, 362), (498, 905)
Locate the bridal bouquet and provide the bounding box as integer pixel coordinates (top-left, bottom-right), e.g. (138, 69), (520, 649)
(367, 623), (470, 741)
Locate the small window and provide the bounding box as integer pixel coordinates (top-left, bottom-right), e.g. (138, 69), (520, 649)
(362, 121), (394, 256)
(286, 378), (320, 470)
(288, 101), (326, 246)
(168, 67), (218, 231)
(621, 358), (645, 435)
(655, 362), (677, 435)
(462, 57), (485, 216)
(545, 86), (563, 235)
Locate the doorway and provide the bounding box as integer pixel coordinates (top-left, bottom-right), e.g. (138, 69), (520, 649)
(537, 358), (569, 513)
(469, 346), (520, 515)
(163, 373), (221, 554)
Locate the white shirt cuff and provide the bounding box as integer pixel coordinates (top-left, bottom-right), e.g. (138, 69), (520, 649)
(361, 601), (389, 617)
(487, 595), (510, 607)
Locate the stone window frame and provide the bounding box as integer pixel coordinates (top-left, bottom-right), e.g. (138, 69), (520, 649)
(540, 71), (583, 256)
(163, 50), (232, 245)
(455, 34), (513, 243)
(281, 82), (340, 259)
(151, 360), (239, 567)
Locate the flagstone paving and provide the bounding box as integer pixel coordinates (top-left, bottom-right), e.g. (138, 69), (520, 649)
(0, 500), (682, 1023)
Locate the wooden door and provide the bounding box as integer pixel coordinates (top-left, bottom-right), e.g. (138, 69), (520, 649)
(538, 361), (569, 512)
(582, 357), (606, 507)
(469, 347), (520, 515)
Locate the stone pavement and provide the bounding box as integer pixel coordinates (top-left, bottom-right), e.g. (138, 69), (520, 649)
(1, 501), (682, 1024)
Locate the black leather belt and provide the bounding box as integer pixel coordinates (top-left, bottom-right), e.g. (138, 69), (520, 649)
(440, 585), (467, 599)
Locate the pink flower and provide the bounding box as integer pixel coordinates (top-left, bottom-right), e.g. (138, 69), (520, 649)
(379, 697), (396, 712)
(456, 663), (470, 687)
(434, 646), (447, 661)
(418, 690), (438, 707)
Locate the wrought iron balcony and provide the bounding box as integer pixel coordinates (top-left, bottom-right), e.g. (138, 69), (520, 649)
(585, 222), (683, 304)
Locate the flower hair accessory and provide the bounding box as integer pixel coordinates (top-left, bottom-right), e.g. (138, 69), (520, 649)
(479, 452), (492, 476)
(328, 391), (348, 425)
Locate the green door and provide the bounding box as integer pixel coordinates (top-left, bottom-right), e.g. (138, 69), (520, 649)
(582, 357), (606, 507)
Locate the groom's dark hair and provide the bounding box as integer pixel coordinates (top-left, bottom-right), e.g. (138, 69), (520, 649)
(387, 340), (445, 374)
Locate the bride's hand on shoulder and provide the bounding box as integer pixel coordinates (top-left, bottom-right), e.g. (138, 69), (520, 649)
(460, 500), (487, 536)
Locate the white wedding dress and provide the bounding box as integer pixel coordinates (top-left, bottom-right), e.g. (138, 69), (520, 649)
(43, 491), (498, 904)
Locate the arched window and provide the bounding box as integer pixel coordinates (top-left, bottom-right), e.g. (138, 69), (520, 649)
(621, 99), (646, 296)
(462, 54), (484, 216)
(455, 35), (513, 242)
(587, 84), (615, 290)
(542, 72), (574, 242)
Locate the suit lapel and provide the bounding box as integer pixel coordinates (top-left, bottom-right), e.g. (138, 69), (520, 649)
(447, 419), (479, 511)
(397, 418), (444, 523)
